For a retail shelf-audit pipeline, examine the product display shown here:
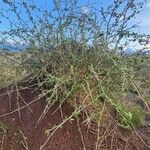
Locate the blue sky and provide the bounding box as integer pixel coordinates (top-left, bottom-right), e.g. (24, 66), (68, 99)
(0, 0), (150, 49)
(0, 0), (150, 33)
(137, 1), (150, 34)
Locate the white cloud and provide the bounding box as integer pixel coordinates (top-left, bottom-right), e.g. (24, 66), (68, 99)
(127, 41), (150, 51)
(144, 43), (150, 50)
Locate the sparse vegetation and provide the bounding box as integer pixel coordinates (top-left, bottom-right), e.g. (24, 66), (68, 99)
(0, 121), (7, 134)
(0, 0), (150, 149)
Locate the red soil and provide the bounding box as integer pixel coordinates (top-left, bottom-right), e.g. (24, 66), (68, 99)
(0, 81), (150, 150)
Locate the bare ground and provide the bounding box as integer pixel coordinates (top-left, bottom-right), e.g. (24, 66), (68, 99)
(0, 80), (150, 150)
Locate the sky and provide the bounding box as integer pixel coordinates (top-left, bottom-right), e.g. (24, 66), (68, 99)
(136, 1), (150, 34)
(0, 0), (150, 50)
(1, 0), (150, 33)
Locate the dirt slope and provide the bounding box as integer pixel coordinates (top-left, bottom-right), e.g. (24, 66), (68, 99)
(0, 81), (150, 150)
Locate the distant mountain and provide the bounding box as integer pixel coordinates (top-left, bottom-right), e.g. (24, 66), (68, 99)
(124, 48), (150, 55)
(0, 44), (149, 55)
(124, 48), (136, 54)
(145, 50), (150, 55)
(0, 44), (26, 51)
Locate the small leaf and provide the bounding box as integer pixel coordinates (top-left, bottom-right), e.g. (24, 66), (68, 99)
(3, 0), (11, 4)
